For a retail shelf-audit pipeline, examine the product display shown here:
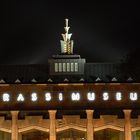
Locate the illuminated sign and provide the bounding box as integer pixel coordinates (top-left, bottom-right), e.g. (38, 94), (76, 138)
(0, 83), (140, 110)
(31, 92), (38, 102)
(103, 92), (109, 101)
(87, 92), (95, 101)
(116, 92), (122, 101)
(0, 92), (138, 102)
(71, 92), (80, 101)
(58, 93), (63, 101)
(17, 93), (24, 102)
(130, 92), (138, 101)
(2, 93), (10, 102)
(45, 92), (51, 101)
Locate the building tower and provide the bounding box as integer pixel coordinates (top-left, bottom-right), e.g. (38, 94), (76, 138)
(49, 19), (86, 77)
(60, 18), (73, 54)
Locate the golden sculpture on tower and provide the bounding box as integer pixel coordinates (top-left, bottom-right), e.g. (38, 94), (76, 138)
(60, 19), (74, 54)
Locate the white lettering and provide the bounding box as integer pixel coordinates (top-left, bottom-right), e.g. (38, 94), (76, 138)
(3, 93), (10, 102)
(116, 92), (122, 101)
(130, 92), (138, 101)
(17, 93), (24, 101)
(31, 92), (38, 102)
(1, 91), (140, 103)
(87, 92), (95, 101)
(58, 93), (63, 101)
(45, 92), (51, 101)
(103, 92), (109, 101)
(71, 92), (80, 101)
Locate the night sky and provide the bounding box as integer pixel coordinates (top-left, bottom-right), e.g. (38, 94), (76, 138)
(3, 1), (139, 64)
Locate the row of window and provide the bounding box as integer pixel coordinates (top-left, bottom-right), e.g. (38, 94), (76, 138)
(54, 62), (79, 72)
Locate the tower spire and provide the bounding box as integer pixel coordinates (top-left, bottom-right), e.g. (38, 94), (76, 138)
(60, 19), (74, 54)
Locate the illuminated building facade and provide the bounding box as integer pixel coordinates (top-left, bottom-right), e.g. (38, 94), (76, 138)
(0, 19), (140, 140)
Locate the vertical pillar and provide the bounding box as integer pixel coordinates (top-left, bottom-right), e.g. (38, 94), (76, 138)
(11, 111), (19, 140)
(49, 110), (57, 140)
(123, 110), (132, 140)
(86, 110), (94, 140)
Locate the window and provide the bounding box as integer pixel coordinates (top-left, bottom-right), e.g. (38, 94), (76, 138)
(74, 63), (78, 72)
(54, 63), (58, 72)
(67, 63), (70, 72)
(57, 129), (86, 140)
(71, 63), (74, 72)
(62, 63), (66, 72)
(58, 63), (62, 72)
(94, 129), (124, 140)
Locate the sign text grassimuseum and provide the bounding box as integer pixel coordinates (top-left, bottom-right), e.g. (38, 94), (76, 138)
(0, 83), (140, 110)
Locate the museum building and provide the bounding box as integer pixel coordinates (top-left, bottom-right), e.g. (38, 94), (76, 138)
(0, 19), (140, 140)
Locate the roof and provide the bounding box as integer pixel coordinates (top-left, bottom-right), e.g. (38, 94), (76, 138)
(0, 62), (139, 84)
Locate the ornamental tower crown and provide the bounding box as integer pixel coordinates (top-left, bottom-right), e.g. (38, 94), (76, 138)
(60, 19), (74, 54)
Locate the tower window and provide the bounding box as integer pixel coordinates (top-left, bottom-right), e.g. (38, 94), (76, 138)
(71, 63), (74, 72)
(62, 63), (66, 72)
(54, 63), (58, 72)
(58, 63), (62, 72)
(74, 63), (78, 72)
(67, 63), (70, 72)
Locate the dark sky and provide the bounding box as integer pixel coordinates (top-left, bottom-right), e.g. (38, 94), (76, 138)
(3, 1), (139, 64)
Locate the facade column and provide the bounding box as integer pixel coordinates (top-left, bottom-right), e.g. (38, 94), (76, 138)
(48, 110), (57, 140)
(11, 111), (19, 140)
(86, 110), (94, 140)
(123, 110), (132, 140)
